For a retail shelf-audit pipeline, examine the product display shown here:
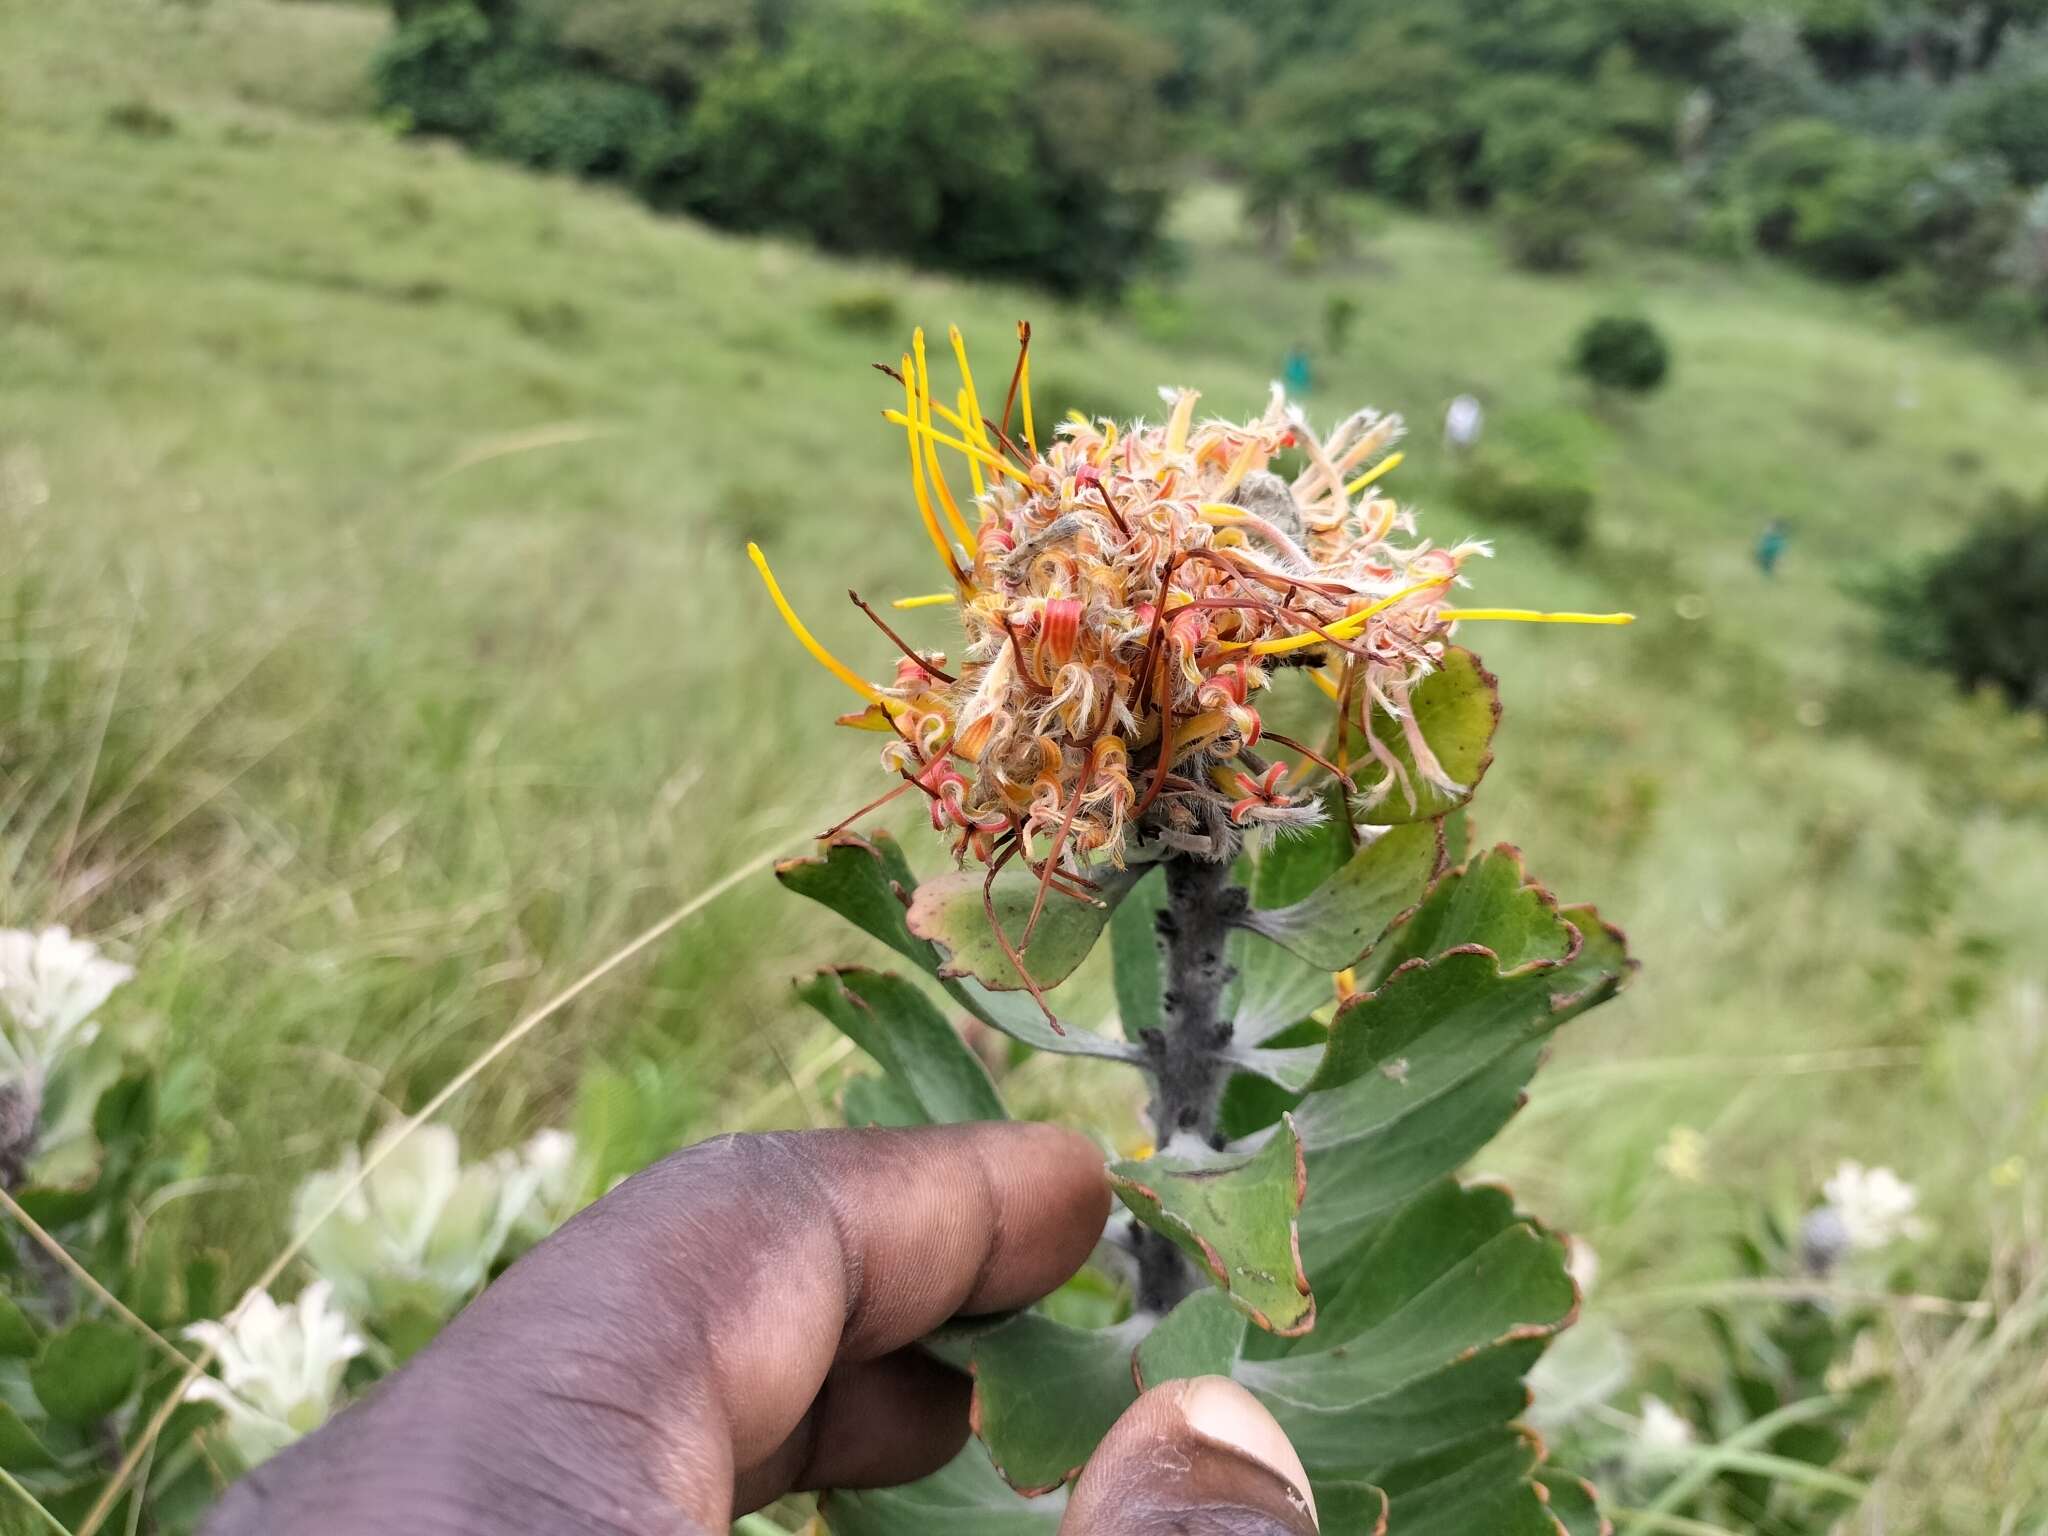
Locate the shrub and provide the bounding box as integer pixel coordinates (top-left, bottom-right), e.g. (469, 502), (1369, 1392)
(1452, 458), (1598, 550)
(1571, 313), (1672, 394)
(1499, 139), (1653, 271)
(1881, 485), (2048, 710)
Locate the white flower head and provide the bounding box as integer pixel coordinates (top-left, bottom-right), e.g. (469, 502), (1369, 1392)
(1821, 1160), (1925, 1251)
(1636, 1395), (1696, 1454)
(504, 1128), (587, 1243)
(0, 926), (133, 1086)
(295, 1123), (525, 1320)
(184, 1281), (365, 1468)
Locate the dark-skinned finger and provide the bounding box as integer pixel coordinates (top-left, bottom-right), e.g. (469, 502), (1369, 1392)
(1059, 1377), (1319, 1536)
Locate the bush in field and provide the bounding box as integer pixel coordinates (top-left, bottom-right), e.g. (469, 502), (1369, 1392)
(372, 2), (497, 137)
(482, 70), (668, 177)
(1572, 313), (1672, 394)
(1499, 139), (1654, 271)
(1881, 484), (2048, 710)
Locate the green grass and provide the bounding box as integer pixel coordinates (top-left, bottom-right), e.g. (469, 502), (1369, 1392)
(4, 0), (2048, 1526)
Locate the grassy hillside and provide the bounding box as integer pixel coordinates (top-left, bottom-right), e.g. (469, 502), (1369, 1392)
(4, 0), (2047, 1522)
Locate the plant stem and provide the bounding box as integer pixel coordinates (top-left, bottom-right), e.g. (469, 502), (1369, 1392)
(1133, 850), (1246, 1313)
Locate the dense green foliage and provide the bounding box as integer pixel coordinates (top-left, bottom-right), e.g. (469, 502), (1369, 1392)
(371, 0), (2048, 314)
(1882, 484), (2048, 708)
(373, 0), (1174, 293)
(1573, 313), (1674, 393)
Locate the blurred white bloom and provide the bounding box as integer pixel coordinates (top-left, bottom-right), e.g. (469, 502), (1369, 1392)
(1656, 1125), (1708, 1184)
(185, 1282), (365, 1468)
(1526, 1316), (1630, 1434)
(1822, 1160), (1925, 1250)
(1444, 394), (1483, 449)
(504, 1127), (588, 1243)
(1637, 1395), (1696, 1453)
(296, 1124), (525, 1319)
(0, 926), (133, 1086)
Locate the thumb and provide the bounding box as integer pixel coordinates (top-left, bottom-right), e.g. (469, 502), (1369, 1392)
(1059, 1376), (1319, 1536)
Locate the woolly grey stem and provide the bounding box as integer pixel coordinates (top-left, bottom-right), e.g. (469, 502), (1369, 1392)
(1132, 851), (1246, 1313)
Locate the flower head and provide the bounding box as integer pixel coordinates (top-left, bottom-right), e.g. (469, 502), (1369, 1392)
(751, 326), (1629, 995)
(0, 925), (133, 1087)
(184, 1281), (365, 1468)
(502, 1127), (589, 1244)
(1635, 1395), (1696, 1454)
(1820, 1160), (1925, 1251)
(295, 1123), (525, 1319)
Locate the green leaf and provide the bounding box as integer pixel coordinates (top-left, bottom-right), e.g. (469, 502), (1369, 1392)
(1289, 900), (1629, 1270)
(1360, 844), (1576, 986)
(15, 1185), (98, 1232)
(1228, 799), (1352, 1045)
(779, 833), (1141, 1062)
(1133, 1289), (1247, 1390)
(1534, 1469), (1607, 1536)
(1238, 820), (1444, 971)
(0, 1295), (40, 1357)
(91, 1071), (156, 1149)
(907, 865), (1145, 994)
(1108, 866), (1168, 1041)
(945, 1314), (1144, 1495)
(1109, 1116), (1313, 1337)
(797, 967), (1005, 1125)
(841, 1072), (930, 1128)
(30, 1320), (143, 1425)
(825, 1442), (1062, 1536)
(0, 1401), (57, 1470)
(183, 1252), (226, 1324)
(1241, 1183), (1575, 1484)
(1357, 646), (1500, 826)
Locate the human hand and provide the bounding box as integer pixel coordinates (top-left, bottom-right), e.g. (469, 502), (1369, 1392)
(202, 1123), (1318, 1536)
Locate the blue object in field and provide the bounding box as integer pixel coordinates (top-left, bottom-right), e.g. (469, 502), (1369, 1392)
(1755, 519), (1790, 576)
(1282, 347), (1312, 397)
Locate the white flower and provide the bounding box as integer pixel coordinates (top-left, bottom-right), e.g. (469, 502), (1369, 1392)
(0, 926), (133, 1086)
(1443, 394), (1484, 448)
(1637, 1395), (1696, 1453)
(184, 1282), (365, 1468)
(1821, 1160), (1925, 1251)
(503, 1128), (587, 1243)
(295, 1124), (524, 1319)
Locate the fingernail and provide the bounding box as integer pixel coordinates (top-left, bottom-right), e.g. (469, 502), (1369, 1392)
(1180, 1376), (1319, 1529)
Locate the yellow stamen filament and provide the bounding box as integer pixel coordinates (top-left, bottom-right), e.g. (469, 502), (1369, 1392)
(1019, 347), (1036, 455)
(948, 326), (987, 447)
(747, 543), (884, 704)
(891, 593), (958, 610)
(900, 360), (968, 586)
(1439, 608), (1636, 625)
(913, 330), (976, 548)
(1246, 579), (1446, 656)
(1309, 668), (1342, 701)
(956, 390), (984, 497)
(1344, 451), (1406, 498)
(883, 411), (1032, 486)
